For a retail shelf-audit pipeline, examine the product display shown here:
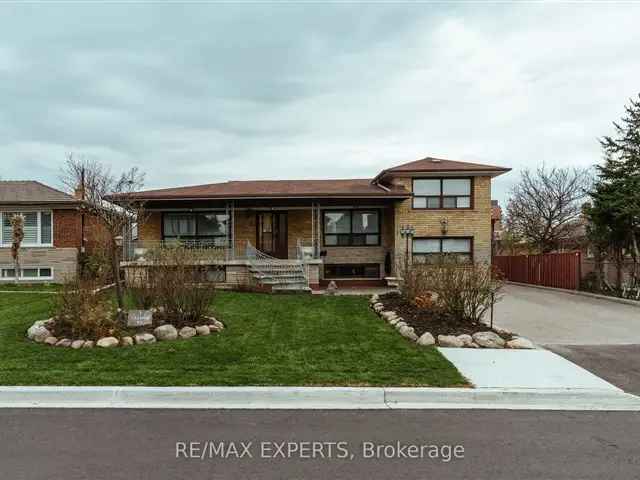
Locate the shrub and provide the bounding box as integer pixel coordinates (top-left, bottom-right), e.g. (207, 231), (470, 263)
(397, 257), (503, 323)
(55, 279), (119, 340)
(145, 245), (216, 327)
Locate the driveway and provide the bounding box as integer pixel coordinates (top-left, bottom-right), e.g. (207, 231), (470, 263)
(493, 284), (640, 345)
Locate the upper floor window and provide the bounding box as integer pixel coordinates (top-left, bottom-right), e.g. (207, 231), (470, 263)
(323, 210), (380, 246)
(412, 178), (472, 209)
(162, 212), (229, 246)
(0, 211), (53, 247)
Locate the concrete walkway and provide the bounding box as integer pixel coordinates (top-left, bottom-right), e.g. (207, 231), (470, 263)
(438, 348), (621, 391)
(493, 284), (640, 345)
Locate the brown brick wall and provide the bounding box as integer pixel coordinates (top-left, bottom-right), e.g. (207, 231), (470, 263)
(53, 209), (82, 248)
(392, 176), (493, 265)
(139, 212), (162, 242)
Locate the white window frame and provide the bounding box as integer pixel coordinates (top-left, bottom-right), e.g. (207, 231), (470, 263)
(0, 266), (54, 281)
(0, 210), (54, 248)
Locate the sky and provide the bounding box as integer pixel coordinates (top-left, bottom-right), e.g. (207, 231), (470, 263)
(1, 2), (639, 205)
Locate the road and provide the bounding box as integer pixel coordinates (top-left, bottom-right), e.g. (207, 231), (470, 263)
(2, 409), (640, 479)
(494, 284), (640, 345)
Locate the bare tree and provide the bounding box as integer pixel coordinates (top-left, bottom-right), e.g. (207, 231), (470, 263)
(61, 154), (147, 314)
(505, 166), (592, 253)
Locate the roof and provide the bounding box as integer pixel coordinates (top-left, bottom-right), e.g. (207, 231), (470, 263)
(0, 181), (78, 205)
(373, 157), (510, 183)
(116, 178), (411, 201)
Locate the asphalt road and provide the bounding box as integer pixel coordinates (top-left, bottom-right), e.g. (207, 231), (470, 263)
(2, 409), (640, 479)
(548, 344), (640, 395)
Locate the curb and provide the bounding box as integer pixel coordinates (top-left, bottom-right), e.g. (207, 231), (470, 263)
(1, 386), (640, 411)
(506, 281), (640, 308)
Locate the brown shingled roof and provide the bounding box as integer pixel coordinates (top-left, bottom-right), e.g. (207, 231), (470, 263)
(120, 178), (410, 201)
(373, 157), (510, 183)
(0, 180), (78, 205)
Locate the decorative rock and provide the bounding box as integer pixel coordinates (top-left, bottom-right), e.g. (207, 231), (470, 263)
(381, 311), (398, 322)
(417, 332), (436, 346)
(394, 321), (407, 330)
(82, 340), (95, 348)
(179, 326), (197, 339)
(27, 324), (51, 343)
(96, 337), (119, 348)
(472, 331), (506, 349)
(399, 325), (419, 341)
(437, 335), (464, 348)
(56, 338), (72, 347)
(388, 316), (400, 326)
(44, 336), (58, 346)
(208, 324), (222, 332)
(369, 295), (379, 304)
(195, 325), (210, 336)
(121, 336), (134, 347)
(134, 333), (156, 345)
(71, 340), (85, 349)
(457, 334), (474, 347)
(212, 319), (224, 329)
(506, 337), (535, 349)
(154, 324), (178, 341)
(373, 303), (384, 312)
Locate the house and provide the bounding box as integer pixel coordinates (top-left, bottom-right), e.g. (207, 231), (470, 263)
(116, 157), (510, 291)
(0, 181), (104, 283)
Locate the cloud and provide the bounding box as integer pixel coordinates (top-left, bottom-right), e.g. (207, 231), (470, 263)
(0, 2), (639, 204)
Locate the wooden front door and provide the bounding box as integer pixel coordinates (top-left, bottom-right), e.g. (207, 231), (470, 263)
(256, 212), (288, 258)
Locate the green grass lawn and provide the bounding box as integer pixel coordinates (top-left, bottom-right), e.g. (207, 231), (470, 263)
(0, 290), (466, 387)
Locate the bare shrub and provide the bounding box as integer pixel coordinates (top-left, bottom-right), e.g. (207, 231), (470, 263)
(145, 245), (216, 327)
(397, 257), (504, 323)
(55, 279), (119, 340)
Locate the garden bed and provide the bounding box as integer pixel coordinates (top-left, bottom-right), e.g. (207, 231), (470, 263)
(379, 292), (514, 340)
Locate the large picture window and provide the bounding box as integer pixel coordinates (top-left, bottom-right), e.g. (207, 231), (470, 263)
(413, 237), (473, 263)
(162, 212), (228, 246)
(0, 211), (53, 247)
(412, 178), (472, 209)
(323, 210), (380, 246)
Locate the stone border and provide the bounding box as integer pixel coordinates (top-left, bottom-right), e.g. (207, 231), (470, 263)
(369, 294), (535, 349)
(25, 315), (225, 349)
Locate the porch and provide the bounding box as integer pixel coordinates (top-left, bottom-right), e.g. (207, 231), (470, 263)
(122, 199), (397, 291)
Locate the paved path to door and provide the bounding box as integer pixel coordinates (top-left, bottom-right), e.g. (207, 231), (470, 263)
(493, 284), (640, 345)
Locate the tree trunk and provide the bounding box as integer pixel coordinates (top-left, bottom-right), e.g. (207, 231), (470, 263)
(594, 246), (604, 292)
(110, 236), (125, 315)
(14, 256), (20, 286)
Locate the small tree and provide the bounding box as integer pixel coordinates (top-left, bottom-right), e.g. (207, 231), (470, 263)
(506, 166), (592, 253)
(61, 154), (147, 314)
(10, 214), (25, 284)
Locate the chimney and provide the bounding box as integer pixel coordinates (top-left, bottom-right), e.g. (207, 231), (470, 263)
(430, 157), (441, 163)
(74, 185), (85, 200)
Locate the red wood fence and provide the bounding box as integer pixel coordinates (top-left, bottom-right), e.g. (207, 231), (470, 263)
(493, 252), (582, 290)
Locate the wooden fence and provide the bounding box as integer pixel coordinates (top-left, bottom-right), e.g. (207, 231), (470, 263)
(493, 252), (582, 290)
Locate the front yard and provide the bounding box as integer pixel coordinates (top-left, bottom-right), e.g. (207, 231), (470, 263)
(0, 290), (466, 387)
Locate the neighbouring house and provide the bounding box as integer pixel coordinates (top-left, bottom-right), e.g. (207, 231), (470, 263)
(114, 157), (510, 291)
(0, 181), (105, 283)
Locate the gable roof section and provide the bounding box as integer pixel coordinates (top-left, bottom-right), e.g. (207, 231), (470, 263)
(0, 181), (78, 205)
(373, 157), (511, 183)
(118, 179), (410, 201)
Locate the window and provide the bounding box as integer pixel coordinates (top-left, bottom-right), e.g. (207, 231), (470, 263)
(0, 266), (54, 281)
(323, 210), (380, 246)
(413, 237), (473, 263)
(324, 264), (380, 279)
(0, 211), (53, 246)
(412, 178), (472, 209)
(162, 212), (229, 246)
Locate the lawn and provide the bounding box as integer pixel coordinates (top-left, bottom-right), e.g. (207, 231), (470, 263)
(0, 290), (466, 387)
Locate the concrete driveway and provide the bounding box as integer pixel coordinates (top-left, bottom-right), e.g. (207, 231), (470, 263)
(493, 284), (640, 345)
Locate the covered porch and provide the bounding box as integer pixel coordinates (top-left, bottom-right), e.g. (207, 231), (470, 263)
(122, 198), (397, 290)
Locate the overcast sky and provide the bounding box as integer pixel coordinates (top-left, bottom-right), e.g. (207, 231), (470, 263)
(1, 2), (639, 204)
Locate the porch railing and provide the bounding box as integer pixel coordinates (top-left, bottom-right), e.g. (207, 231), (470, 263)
(123, 239), (231, 263)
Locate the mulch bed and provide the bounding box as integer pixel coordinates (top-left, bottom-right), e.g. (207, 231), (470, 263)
(379, 292), (513, 340)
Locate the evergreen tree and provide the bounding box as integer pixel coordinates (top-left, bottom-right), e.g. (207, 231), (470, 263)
(587, 94), (640, 289)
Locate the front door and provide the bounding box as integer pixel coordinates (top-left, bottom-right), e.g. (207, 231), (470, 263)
(256, 212), (288, 258)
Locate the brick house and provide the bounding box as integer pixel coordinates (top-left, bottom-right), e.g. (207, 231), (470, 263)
(0, 181), (105, 283)
(116, 157), (510, 291)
